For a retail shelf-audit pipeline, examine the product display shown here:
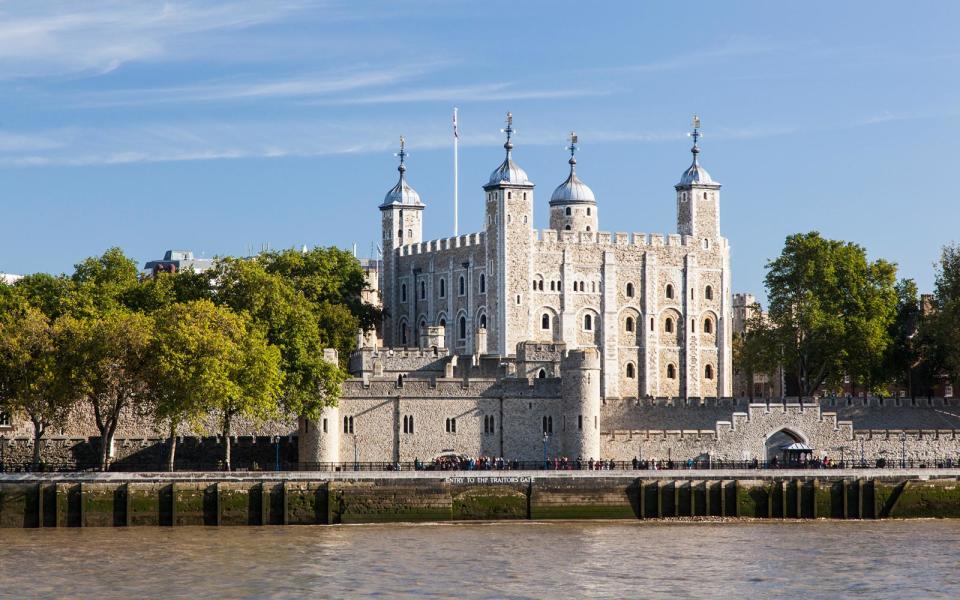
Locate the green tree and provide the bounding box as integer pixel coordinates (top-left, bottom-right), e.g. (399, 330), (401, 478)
(212, 258), (345, 424)
(929, 243), (960, 391)
(881, 279), (924, 395)
(203, 309), (283, 471)
(149, 300), (243, 471)
(122, 269), (212, 314)
(261, 246), (380, 334)
(11, 273), (75, 319)
(0, 303), (76, 468)
(763, 232), (898, 397)
(733, 305), (781, 400)
(58, 309), (154, 471)
(70, 247), (140, 315)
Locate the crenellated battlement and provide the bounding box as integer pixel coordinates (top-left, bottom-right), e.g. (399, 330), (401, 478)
(397, 231), (486, 257)
(532, 229), (729, 250)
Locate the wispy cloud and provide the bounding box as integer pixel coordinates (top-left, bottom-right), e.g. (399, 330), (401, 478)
(0, 1), (321, 78)
(71, 63), (448, 107)
(0, 116), (801, 168)
(604, 36), (781, 74)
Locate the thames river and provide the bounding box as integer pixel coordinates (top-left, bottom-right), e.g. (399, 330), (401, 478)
(0, 521), (958, 599)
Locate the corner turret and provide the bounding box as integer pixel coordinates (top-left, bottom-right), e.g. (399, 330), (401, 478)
(561, 348), (601, 461)
(675, 116), (721, 242)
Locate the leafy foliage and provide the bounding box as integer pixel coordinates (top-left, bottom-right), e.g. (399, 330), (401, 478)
(761, 232), (898, 396)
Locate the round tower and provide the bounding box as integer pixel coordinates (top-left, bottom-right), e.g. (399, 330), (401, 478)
(561, 347), (601, 461)
(297, 349), (341, 468)
(549, 132), (597, 233)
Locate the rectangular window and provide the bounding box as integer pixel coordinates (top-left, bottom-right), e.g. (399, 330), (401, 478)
(0, 412), (10, 427)
(343, 416), (354, 434)
(322, 418), (328, 434)
(578, 415), (583, 431)
(446, 418), (457, 433)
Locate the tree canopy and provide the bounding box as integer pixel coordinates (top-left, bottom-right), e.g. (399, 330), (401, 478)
(761, 232), (899, 397)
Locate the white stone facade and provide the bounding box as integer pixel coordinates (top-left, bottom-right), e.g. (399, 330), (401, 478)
(378, 120), (732, 400)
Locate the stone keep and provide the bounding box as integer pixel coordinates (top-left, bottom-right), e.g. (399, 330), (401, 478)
(377, 114), (732, 400)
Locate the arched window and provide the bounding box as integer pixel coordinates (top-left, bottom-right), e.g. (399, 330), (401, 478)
(667, 364), (676, 379)
(626, 363), (635, 378)
(479, 273), (485, 294)
(542, 416), (553, 434)
(591, 281), (596, 293)
(459, 276), (465, 296)
(398, 228), (403, 239)
(458, 316), (466, 340)
(584, 314), (593, 331)
(586, 226), (591, 232)
(542, 313), (551, 330)
(550, 281), (555, 291)
(625, 317), (634, 332)
(401, 284), (407, 302)
(420, 281), (426, 300)
(665, 317), (673, 333)
(532, 281), (537, 291)
(479, 314), (487, 329)
(666, 284), (674, 299)
(538, 369), (546, 379)
(564, 225), (571, 231)
(407, 229), (413, 238)
(439, 279), (446, 298)
(439, 317), (446, 328)
(538, 280), (544, 291)
(565, 206), (572, 216)
(705, 285), (713, 300)
(587, 207), (591, 216)
(703, 319), (713, 334)
(705, 364), (714, 379)
(397, 373), (405, 387)
(626, 282), (635, 298)
(703, 192), (708, 200)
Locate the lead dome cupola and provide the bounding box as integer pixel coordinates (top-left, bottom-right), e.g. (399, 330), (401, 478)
(550, 132), (595, 205)
(677, 115), (716, 187)
(380, 136), (422, 208)
(487, 112), (532, 187)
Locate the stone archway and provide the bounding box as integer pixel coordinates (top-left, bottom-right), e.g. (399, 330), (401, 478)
(764, 428), (805, 463)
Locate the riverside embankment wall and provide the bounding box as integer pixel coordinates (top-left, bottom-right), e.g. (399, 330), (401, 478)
(2, 470), (960, 527)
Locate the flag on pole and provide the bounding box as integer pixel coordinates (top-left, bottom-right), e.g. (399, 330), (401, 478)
(453, 108), (459, 139)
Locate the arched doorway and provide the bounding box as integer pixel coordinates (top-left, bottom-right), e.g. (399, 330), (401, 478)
(765, 429), (812, 465)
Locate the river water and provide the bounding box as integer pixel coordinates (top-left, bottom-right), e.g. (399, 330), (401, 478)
(0, 521), (958, 599)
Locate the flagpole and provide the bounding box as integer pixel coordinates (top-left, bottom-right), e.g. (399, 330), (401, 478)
(453, 107), (459, 237)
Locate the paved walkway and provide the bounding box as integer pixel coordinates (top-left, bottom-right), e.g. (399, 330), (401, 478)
(2, 468), (959, 483)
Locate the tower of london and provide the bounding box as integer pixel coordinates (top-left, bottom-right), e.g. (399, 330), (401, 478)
(379, 114), (732, 400)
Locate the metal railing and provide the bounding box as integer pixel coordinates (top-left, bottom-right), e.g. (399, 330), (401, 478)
(3, 458), (959, 474)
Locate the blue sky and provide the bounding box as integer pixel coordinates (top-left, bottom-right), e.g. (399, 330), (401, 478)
(1, 1), (958, 301)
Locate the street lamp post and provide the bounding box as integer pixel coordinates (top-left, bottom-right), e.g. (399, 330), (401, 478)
(542, 432), (549, 470)
(900, 432), (907, 468)
(274, 436), (280, 472)
(354, 435), (360, 472)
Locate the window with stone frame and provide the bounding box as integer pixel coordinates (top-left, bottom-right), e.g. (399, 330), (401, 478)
(667, 364), (676, 379)
(0, 411), (10, 427)
(439, 278), (446, 298)
(479, 273), (486, 294)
